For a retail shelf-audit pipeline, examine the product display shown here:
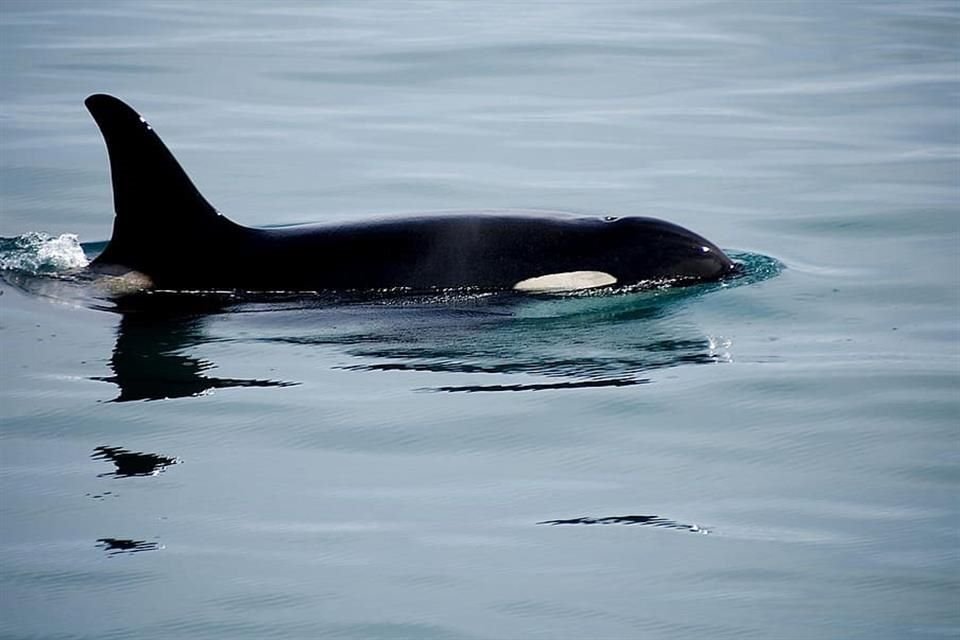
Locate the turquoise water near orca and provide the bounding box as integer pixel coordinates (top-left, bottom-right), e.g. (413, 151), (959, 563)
(1, 1), (958, 638)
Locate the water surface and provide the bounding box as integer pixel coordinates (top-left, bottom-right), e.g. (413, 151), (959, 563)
(1, 2), (958, 639)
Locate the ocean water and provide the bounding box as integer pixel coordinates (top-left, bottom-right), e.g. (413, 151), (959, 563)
(1, 1), (958, 639)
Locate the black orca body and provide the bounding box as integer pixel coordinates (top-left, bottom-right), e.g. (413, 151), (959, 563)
(85, 94), (737, 293)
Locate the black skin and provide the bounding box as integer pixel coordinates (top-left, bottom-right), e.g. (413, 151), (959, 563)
(85, 94), (737, 292)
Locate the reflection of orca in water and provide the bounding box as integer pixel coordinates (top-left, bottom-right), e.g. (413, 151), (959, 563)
(432, 378), (649, 392)
(538, 514), (708, 533)
(84, 94), (737, 293)
(96, 538), (161, 555)
(91, 311), (295, 402)
(92, 445), (179, 477)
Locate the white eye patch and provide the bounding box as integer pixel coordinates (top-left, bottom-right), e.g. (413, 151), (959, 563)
(513, 270), (617, 292)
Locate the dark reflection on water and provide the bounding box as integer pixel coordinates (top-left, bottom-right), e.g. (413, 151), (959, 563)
(431, 378), (649, 392)
(340, 332), (721, 392)
(538, 515), (708, 533)
(92, 446), (179, 478)
(302, 291), (731, 391)
(91, 308), (296, 402)
(3, 252), (779, 400)
(85, 491), (117, 501)
(320, 253), (780, 392)
(103, 284), (730, 396)
(95, 538), (161, 556)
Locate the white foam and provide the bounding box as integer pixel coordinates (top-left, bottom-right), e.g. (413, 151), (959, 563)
(0, 232), (89, 274)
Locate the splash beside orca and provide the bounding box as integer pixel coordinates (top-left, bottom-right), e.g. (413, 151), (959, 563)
(84, 94), (737, 293)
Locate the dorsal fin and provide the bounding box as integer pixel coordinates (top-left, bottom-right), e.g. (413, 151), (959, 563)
(85, 94), (223, 270)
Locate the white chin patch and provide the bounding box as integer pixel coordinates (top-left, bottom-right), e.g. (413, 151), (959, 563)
(513, 270), (617, 292)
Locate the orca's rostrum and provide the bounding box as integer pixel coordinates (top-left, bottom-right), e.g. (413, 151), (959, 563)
(85, 94), (737, 293)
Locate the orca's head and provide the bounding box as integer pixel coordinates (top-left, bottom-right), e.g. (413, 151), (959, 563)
(604, 217), (738, 284)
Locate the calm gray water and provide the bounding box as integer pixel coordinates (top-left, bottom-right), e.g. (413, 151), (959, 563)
(1, 1), (958, 639)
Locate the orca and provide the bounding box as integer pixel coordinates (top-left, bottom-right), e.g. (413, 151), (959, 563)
(84, 94), (737, 293)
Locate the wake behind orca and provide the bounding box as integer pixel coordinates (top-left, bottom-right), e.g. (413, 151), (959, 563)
(84, 94), (737, 294)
